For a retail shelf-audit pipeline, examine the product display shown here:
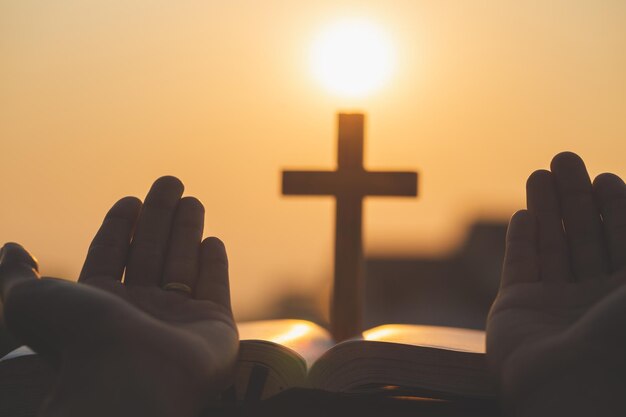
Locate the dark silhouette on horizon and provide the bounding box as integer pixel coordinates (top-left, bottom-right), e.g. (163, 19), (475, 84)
(257, 220), (506, 331)
(366, 220), (506, 330)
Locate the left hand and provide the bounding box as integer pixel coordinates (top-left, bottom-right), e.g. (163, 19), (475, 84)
(1, 176), (238, 417)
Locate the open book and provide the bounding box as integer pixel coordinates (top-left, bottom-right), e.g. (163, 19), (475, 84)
(229, 320), (495, 402)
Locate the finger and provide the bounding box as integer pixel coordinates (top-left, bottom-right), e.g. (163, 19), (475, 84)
(124, 176), (184, 286)
(526, 170), (571, 282)
(79, 197), (142, 283)
(551, 152), (608, 280)
(501, 210), (540, 286)
(0, 243), (59, 358)
(0, 243), (39, 301)
(196, 237), (231, 308)
(593, 173), (626, 272)
(162, 197), (204, 293)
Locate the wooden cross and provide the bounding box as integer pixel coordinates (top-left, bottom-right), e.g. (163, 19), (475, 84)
(282, 113), (418, 341)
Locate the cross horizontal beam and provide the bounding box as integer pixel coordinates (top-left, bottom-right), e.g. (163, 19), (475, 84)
(282, 171), (418, 197)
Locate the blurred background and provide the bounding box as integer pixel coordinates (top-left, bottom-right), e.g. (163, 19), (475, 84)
(1, 1), (625, 331)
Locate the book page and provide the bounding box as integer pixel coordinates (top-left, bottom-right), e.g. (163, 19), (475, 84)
(238, 319), (335, 367)
(362, 324), (485, 353)
(0, 346), (36, 362)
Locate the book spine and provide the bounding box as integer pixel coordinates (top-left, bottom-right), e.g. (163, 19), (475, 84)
(244, 364), (269, 403)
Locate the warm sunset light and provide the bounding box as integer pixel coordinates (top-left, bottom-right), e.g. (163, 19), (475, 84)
(2, 0), (626, 327)
(310, 19), (396, 97)
(363, 325), (485, 353)
(238, 320), (328, 346)
(3, 3), (626, 412)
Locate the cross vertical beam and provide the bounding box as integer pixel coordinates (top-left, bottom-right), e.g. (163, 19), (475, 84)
(333, 114), (365, 342)
(337, 113), (364, 169)
(282, 113), (418, 341)
(333, 192), (363, 341)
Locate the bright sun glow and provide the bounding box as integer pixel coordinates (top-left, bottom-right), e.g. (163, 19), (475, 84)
(310, 19), (396, 98)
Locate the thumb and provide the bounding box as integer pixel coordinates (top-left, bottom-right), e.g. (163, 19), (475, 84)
(1, 243), (137, 361)
(0, 242), (40, 300)
(0, 243), (72, 360)
(574, 278), (626, 348)
(0, 242), (53, 356)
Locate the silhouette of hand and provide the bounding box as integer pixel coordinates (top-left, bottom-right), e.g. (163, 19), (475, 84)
(487, 152), (626, 416)
(0, 177), (238, 417)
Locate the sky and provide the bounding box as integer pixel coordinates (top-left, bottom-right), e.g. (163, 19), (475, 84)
(1, 0), (625, 320)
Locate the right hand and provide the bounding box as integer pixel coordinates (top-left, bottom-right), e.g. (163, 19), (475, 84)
(487, 152), (626, 416)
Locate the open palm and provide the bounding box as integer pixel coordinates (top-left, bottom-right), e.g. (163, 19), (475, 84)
(487, 152), (626, 416)
(1, 177), (238, 417)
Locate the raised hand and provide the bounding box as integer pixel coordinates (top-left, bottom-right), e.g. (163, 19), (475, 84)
(0, 177), (238, 417)
(487, 152), (626, 416)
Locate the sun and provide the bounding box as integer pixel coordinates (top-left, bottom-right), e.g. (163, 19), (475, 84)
(310, 19), (396, 98)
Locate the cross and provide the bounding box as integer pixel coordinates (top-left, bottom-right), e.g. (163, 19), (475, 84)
(282, 113), (418, 341)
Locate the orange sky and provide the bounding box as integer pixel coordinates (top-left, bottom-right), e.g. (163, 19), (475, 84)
(1, 1), (625, 320)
